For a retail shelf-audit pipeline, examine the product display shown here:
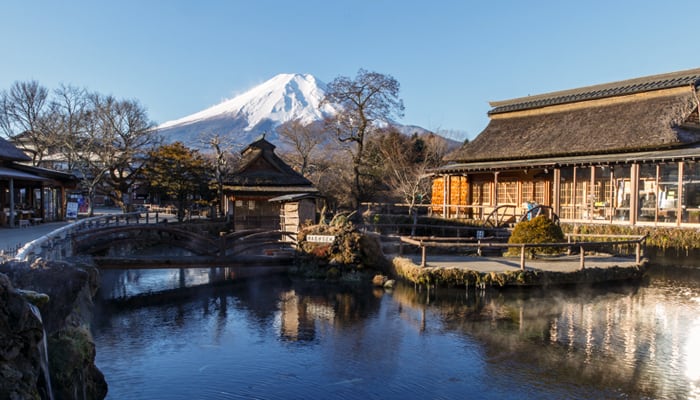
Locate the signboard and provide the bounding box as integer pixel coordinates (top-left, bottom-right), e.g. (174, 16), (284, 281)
(476, 230), (485, 240)
(66, 202), (79, 219)
(306, 234), (336, 243)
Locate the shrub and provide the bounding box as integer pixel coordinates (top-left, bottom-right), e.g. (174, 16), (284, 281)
(507, 215), (565, 256)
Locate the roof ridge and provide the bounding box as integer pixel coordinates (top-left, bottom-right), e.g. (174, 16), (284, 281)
(489, 67), (700, 115)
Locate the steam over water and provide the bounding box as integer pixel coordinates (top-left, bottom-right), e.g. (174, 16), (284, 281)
(93, 263), (700, 399)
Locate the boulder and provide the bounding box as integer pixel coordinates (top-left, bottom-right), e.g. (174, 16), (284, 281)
(0, 273), (44, 400)
(0, 259), (107, 399)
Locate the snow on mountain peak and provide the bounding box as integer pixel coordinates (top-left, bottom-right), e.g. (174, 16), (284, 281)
(157, 73), (336, 133)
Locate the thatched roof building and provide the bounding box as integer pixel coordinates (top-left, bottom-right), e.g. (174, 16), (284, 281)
(432, 68), (700, 227)
(446, 68), (700, 164)
(223, 135), (319, 230)
(224, 135), (317, 194)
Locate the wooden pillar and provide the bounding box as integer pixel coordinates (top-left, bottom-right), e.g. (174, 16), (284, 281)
(572, 166), (578, 220)
(630, 164), (639, 226)
(655, 165), (660, 224)
(493, 172), (499, 206)
(9, 178), (15, 228)
(553, 168), (561, 216)
(609, 168), (615, 223)
(589, 166), (595, 222)
(677, 161), (684, 226)
(442, 174), (448, 218)
(446, 174), (452, 218)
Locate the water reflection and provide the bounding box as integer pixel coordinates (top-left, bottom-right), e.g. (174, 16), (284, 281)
(388, 271), (700, 399)
(93, 265), (700, 399)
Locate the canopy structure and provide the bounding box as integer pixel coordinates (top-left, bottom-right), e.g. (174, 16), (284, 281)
(0, 167), (49, 182)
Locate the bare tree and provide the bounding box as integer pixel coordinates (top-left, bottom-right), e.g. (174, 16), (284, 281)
(73, 94), (159, 213)
(379, 131), (449, 213)
(277, 120), (329, 177)
(322, 69), (404, 211)
(197, 131), (240, 217)
(0, 81), (51, 165)
(45, 84), (90, 171)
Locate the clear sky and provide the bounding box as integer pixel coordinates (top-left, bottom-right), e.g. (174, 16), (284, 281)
(2, 0), (700, 141)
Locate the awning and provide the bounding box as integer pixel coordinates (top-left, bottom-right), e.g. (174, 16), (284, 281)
(269, 193), (323, 203)
(0, 166), (49, 181)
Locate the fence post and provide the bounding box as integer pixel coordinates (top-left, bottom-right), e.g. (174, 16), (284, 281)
(219, 232), (226, 256)
(580, 245), (585, 270)
(636, 241), (641, 264)
(421, 243), (426, 267)
(520, 245), (525, 270)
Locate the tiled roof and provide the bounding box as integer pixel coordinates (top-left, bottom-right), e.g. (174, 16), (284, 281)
(488, 68), (700, 115)
(0, 137), (31, 162)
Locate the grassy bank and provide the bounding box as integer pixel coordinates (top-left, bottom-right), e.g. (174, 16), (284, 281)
(390, 256), (647, 289)
(561, 223), (700, 251)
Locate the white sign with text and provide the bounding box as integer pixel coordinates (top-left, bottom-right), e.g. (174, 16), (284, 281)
(307, 235), (336, 243)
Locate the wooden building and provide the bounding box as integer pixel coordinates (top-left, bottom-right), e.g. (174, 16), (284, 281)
(223, 136), (319, 231)
(0, 137), (77, 227)
(432, 68), (700, 227)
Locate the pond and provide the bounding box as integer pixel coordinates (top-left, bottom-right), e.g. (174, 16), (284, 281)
(92, 262), (700, 399)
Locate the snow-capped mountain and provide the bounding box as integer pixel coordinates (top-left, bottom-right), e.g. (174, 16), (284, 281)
(156, 73), (338, 148)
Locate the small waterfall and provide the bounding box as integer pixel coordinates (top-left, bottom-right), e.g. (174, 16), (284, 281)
(28, 304), (54, 400)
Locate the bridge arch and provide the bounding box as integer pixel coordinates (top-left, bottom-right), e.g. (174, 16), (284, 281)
(72, 225), (220, 256)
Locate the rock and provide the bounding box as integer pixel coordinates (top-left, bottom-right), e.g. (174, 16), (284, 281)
(49, 327), (107, 400)
(0, 273), (44, 400)
(0, 259), (107, 399)
(17, 289), (50, 308)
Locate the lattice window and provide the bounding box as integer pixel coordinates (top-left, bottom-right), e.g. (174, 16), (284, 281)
(471, 181), (491, 205)
(497, 181), (517, 204)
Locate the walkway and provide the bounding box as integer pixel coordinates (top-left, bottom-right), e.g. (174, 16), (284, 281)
(0, 222), (69, 254)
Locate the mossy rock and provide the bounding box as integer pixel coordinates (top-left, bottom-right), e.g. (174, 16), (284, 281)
(48, 326), (107, 400)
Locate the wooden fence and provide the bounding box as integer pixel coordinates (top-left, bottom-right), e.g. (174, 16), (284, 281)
(398, 234), (647, 270)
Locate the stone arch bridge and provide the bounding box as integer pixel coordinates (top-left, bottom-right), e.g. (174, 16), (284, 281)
(15, 212), (297, 268)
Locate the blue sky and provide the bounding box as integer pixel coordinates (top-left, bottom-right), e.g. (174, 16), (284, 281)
(2, 0), (700, 141)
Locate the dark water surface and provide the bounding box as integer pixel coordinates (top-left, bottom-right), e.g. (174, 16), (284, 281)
(92, 263), (700, 399)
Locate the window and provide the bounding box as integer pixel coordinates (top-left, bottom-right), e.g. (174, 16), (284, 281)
(683, 161), (700, 223)
(637, 164), (657, 222)
(471, 181), (491, 205)
(496, 181), (517, 204)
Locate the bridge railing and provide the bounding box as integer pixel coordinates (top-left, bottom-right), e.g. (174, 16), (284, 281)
(14, 212), (159, 263)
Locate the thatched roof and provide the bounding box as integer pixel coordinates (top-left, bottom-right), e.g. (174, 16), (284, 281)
(0, 137), (31, 162)
(224, 135), (317, 191)
(447, 68), (700, 163)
